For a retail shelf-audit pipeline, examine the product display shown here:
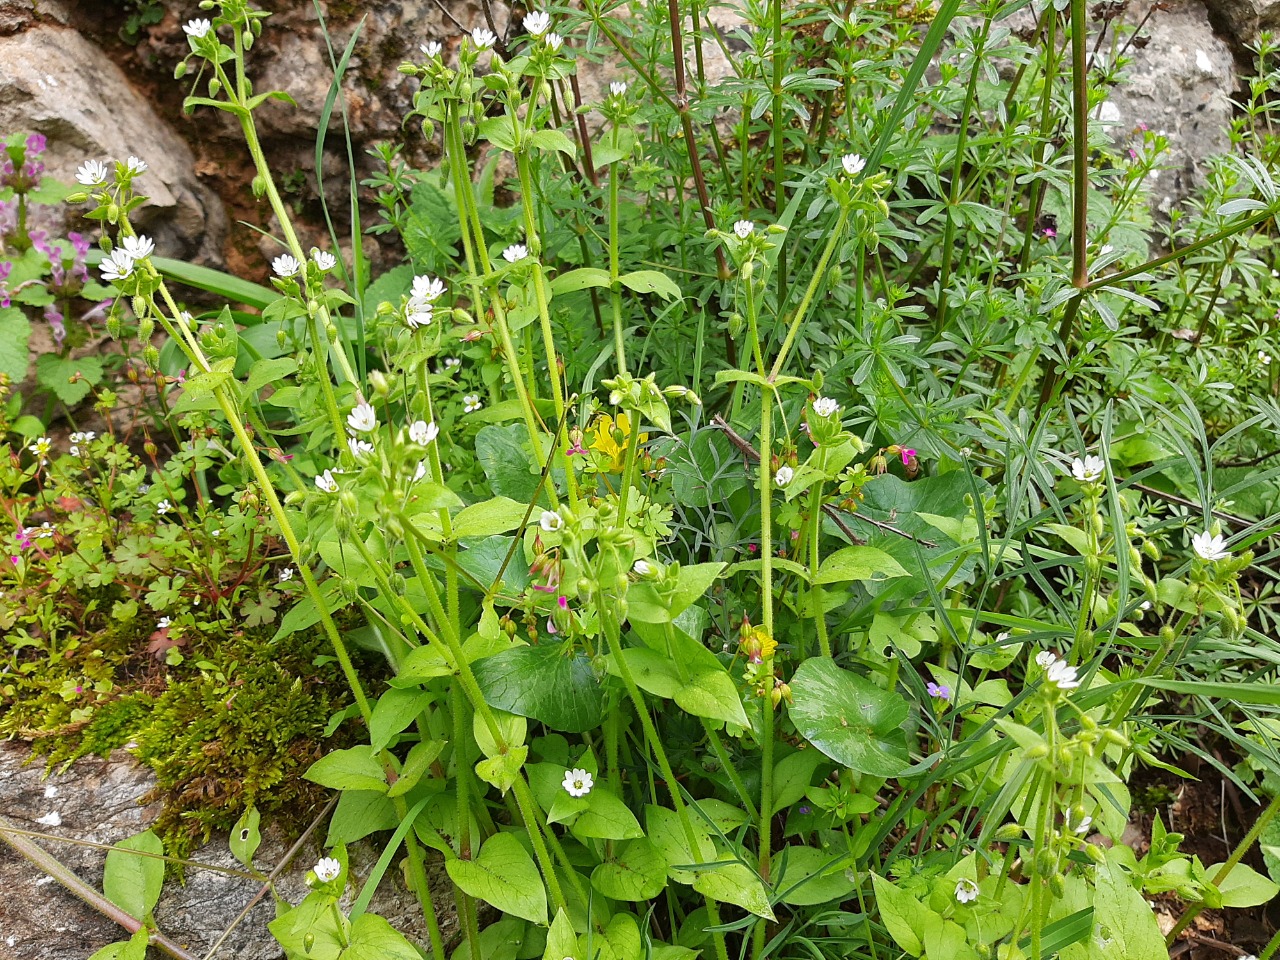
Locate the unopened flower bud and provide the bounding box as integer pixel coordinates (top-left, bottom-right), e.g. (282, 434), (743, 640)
(340, 577), (359, 600)
(369, 370), (390, 397)
(142, 345), (159, 368)
(339, 490), (359, 515)
(326, 322), (339, 342)
(144, 440), (158, 457)
(993, 823), (1023, 842)
(251, 175), (267, 197)
(174, 61), (188, 80)
(132, 296), (147, 317)
(1025, 744), (1049, 760)
(209, 77), (222, 97)
(277, 329), (288, 348)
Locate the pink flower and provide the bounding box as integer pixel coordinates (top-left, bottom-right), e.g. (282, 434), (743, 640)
(747, 543), (758, 554)
(547, 618), (558, 635)
(557, 595), (568, 609)
(1042, 227), (1056, 238)
(900, 448), (916, 466)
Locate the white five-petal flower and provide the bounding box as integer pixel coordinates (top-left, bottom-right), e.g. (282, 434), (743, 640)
(121, 234), (155, 260)
(183, 18), (212, 38)
(279, 567), (295, 582)
(540, 510), (563, 533)
(1035, 651), (1057, 668)
(774, 465), (794, 488)
(272, 254), (301, 278)
(544, 31), (564, 52)
(313, 857), (341, 883)
(502, 243), (528, 263)
(733, 220), (754, 239)
(412, 275), (447, 301)
(841, 153), (866, 176)
(633, 559), (652, 576)
(813, 396), (839, 417)
(421, 40), (443, 58)
(1192, 530), (1230, 562)
(125, 156), (148, 174)
(100, 249), (135, 283)
(157, 500), (172, 515)
(610, 80), (628, 97)
(954, 878), (979, 904)
(1070, 454), (1105, 483)
(409, 420), (439, 445)
(75, 159), (109, 186)
(562, 767), (594, 797)
(348, 436), (375, 456)
(313, 249), (337, 271)
(524, 11), (552, 36)
(463, 394), (483, 413)
(315, 470), (339, 494)
(28, 437), (52, 458)
(1045, 660), (1080, 690)
(347, 402), (378, 434)
(471, 27), (497, 49)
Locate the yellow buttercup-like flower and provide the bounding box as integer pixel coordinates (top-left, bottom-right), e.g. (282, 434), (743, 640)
(588, 413), (648, 473)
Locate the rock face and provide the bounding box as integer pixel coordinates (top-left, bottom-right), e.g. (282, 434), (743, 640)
(0, 24), (227, 265)
(1104, 1), (1237, 209)
(0, 743), (454, 960)
(1202, 0), (1280, 50)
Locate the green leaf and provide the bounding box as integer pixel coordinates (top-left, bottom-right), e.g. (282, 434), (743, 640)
(591, 838), (669, 901)
(816, 545), (910, 583)
(1136, 678), (1280, 706)
(543, 908), (578, 960)
(473, 642), (613, 733)
(475, 746), (528, 794)
(571, 786), (645, 840)
(269, 890), (346, 960)
(445, 831), (548, 924)
(230, 806), (261, 867)
(387, 739), (445, 798)
(1088, 858), (1166, 960)
(304, 746), (388, 793)
(550, 267), (611, 296)
(871, 873), (926, 956)
(36, 353), (103, 406)
(1209, 862), (1280, 907)
(619, 270), (681, 301)
(87, 929), (150, 960)
(327, 790), (398, 846)
(0, 307), (31, 382)
(453, 497), (530, 538)
(340, 912), (422, 960)
(776, 846), (855, 906)
(788, 658), (910, 777)
(609, 641), (748, 727)
(529, 129), (577, 158)
(693, 862), (775, 920)
(476, 424), (547, 505)
(243, 356), (298, 395)
(646, 804), (714, 883)
(627, 562), (725, 623)
(103, 830), (164, 920)
(368, 688), (433, 752)
(151, 255), (276, 308)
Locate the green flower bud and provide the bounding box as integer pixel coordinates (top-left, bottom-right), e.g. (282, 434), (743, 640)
(142, 345), (160, 368)
(369, 370), (390, 397)
(339, 490), (359, 515)
(209, 78), (222, 97)
(277, 329), (288, 348)
(251, 175), (267, 198)
(132, 295), (147, 317)
(174, 60), (188, 80)
(340, 577), (359, 600)
(993, 822), (1024, 842)
(66, 191), (89, 204)
(107, 202), (119, 222)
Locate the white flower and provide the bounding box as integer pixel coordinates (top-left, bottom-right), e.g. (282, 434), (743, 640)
(156, 500), (172, 515)
(544, 32), (564, 52)
(633, 559), (652, 576)
(121, 235), (155, 260)
(1070, 455), (1105, 483)
(125, 156), (148, 174)
(524, 11), (552, 35)
(312, 249), (337, 272)
(540, 510), (563, 533)
(1139, 600), (1152, 611)
(1045, 660), (1080, 690)
(502, 243), (528, 263)
(313, 857), (341, 883)
(1035, 651), (1057, 668)
(315, 470), (339, 494)
(562, 768), (594, 797)
(347, 402), (378, 433)
(954, 878), (979, 904)
(405, 300), (434, 329)
(420, 40), (442, 58)
(471, 27), (496, 49)
(279, 567), (294, 582)
(733, 220), (754, 239)
(28, 437), (52, 459)
(347, 436), (374, 456)
(444, 357), (462, 370)
(412, 275), (447, 301)
(841, 153), (866, 176)
(774, 465), (794, 487)
(1072, 814), (1093, 835)
(412, 460), (428, 483)
(272, 254), (301, 278)
(75, 159), (109, 186)
(157, 617), (172, 629)
(1192, 530), (1230, 562)
(1260, 350), (1272, 366)
(183, 18), (212, 38)
(100, 249), (135, 282)
(69, 431), (95, 457)
(463, 394), (483, 413)
(610, 80), (628, 97)
(813, 396), (839, 417)
(409, 420), (439, 445)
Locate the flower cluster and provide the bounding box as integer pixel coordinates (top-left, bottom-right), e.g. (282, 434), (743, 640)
(1035, 651), (1080, 690)
(406, 274), (447, 329)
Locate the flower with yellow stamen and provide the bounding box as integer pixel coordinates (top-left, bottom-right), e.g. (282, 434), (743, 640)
(588, 413), (648, 474)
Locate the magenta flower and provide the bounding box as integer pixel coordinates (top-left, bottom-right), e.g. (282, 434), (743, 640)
(900, 448), (916, 466)
(926, 681), (952, 701)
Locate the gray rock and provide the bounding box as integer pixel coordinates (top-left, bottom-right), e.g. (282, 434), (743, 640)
(1103, 0), (1236, 207)
(1202, 0), (1280, 50)
(0, 743), (455, 960)
(0, 24), (227, 265)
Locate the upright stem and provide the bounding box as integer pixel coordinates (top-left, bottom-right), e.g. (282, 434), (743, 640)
(751, 387), (777, 960)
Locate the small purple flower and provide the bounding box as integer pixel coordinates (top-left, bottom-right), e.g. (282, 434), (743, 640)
(797, 805), (811, 815)
(25, 134), (46, 156)
(926, 681), (952, 701)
